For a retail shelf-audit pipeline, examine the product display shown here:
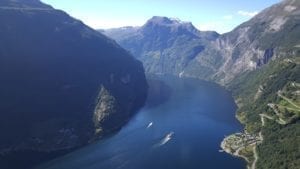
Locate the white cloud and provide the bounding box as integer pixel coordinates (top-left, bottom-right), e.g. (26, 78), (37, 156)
(237, 10), (259, 17)
(222, 15), (233, 20)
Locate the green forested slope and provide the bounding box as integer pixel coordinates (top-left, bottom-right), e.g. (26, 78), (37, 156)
(228, 56), (300, 168)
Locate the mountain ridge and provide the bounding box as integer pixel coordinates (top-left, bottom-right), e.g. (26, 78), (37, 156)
(0, 0), (148, 168)
(102, 16), (219, 76)
(202, 0), (300, 84)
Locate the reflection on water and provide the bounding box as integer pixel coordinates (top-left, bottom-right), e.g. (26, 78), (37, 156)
(36, 75), (244, 169)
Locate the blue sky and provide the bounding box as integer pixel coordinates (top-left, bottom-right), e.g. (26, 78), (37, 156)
(41, 0), (280, 33)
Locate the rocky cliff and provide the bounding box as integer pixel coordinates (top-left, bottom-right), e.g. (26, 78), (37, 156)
(0, 0), (147, 167)
(184, 0), (300, 84)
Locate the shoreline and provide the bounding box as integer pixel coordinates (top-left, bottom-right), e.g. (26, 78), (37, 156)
(221, 111), (272, 169)
(220, 137), (250, 163)
(220, 131), (261, 169)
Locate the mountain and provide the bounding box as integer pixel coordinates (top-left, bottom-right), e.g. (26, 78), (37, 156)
(0, 0), (147, 168)
(102, 16), (219, 75)
(0, 0), (48, 8)
(103, 2), (300, 85)
(184, 0), (300, 84)
(222, 0), (300, 168)
(191, 0), (299, 168)
(103, 0), (300, 168)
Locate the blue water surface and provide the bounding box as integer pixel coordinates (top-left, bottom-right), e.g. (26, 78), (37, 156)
(37, 76), (244, 169)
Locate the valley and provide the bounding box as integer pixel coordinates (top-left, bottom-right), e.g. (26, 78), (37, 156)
(35, 76), (245, 169)
(0, 0), (299, 169)
(102, 0), (300, 168)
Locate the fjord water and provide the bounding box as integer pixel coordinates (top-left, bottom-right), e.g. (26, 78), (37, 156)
(37, 76), (244, 169)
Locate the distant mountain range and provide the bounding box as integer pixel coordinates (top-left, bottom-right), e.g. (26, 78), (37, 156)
(102, 0), (300, 84)
(102, 0), (300, 168)
(101, 16), (219, 76)
(0, 0), (147, 168)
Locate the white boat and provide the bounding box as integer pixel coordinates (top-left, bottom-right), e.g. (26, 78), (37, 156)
(147, 122), (153, 128)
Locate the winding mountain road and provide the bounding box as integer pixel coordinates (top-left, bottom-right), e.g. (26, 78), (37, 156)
(278, 91), (300, 109)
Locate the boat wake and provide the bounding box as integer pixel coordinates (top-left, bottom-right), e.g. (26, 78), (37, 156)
(153, 132), (174, 147)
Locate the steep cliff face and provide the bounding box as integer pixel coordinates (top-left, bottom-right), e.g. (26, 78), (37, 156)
(215, 1), (300, 168)
(0, 0), (147, 163)
(102, 16), (219, 75)
(185, 0), (300, 84)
